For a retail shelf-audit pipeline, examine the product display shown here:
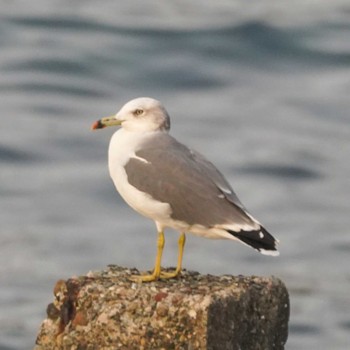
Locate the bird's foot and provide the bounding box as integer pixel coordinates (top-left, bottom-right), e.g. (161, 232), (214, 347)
(130, 268), (181, 282)
(130, 271), (160, 282)
(159, 268), (181, 279)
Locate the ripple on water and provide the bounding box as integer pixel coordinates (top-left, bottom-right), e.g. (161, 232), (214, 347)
(339, 319), (350, 330)
(0, 145), (41, 163)
(289, 322), (321, 335)
(235, 163), (322, 181)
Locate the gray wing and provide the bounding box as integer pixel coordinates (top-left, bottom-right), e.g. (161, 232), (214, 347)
(124, 134), (254, 228)
(189, 149), (246, 210)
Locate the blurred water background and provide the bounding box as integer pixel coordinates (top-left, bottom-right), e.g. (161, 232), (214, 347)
(1, 1), (350, 349)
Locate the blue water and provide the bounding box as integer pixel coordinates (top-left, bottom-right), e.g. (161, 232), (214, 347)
(1, 2), (350, 349)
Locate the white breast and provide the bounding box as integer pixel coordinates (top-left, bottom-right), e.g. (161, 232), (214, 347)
(108, 129), (172, 224)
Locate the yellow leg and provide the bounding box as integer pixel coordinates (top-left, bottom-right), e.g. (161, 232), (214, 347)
(131, 230), (165, 282)
(160, 232), (186, 279)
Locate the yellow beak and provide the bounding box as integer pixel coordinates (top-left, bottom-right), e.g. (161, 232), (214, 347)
(91, 116), (122, 130)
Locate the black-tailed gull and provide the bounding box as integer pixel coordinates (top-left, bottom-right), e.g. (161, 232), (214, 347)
(92, 97), (279, 282)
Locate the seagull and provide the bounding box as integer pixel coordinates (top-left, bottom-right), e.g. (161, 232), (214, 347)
(91, 97), (279, 282)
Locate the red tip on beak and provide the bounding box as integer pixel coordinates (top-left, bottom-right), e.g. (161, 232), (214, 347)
(91, 120), (104, 130)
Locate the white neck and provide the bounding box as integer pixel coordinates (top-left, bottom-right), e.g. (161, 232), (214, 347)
(108, 128), (159, 169)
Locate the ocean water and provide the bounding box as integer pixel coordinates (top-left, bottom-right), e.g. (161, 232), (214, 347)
(1, 1), (350, 349)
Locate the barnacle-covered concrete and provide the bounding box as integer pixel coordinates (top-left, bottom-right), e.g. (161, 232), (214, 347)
(34, 266), (289, 350)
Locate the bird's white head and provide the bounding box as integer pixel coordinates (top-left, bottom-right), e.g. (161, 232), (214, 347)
(92, 97), (170, 132)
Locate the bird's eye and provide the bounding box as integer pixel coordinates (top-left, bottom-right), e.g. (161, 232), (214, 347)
(134, 109), (143, 116)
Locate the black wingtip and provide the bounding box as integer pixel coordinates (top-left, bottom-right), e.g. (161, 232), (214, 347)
(228, 226), (279, 256)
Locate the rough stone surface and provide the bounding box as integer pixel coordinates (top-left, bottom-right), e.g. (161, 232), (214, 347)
(34, 266), (289, 350)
